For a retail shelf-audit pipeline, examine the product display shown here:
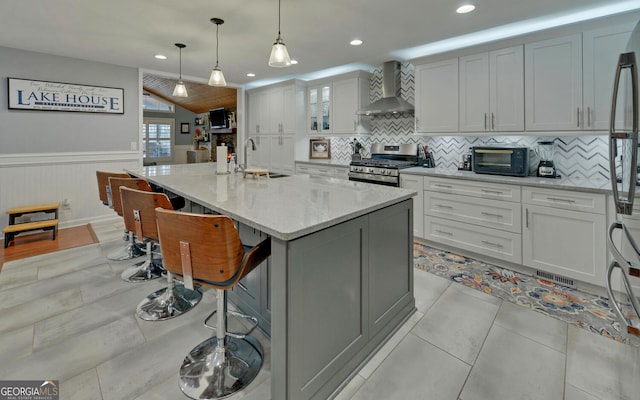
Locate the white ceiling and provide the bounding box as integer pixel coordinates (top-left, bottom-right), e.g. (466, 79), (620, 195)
(1, 0), (639, 89)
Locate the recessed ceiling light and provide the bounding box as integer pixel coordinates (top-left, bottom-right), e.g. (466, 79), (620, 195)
(350, 39), (363, 46)
(456, 4), (475, 14)
(247, 73), (256, 77)
(154, 54), (167, 60)
(290, 59), (298, 65)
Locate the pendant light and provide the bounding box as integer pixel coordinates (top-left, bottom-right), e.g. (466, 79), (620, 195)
(268, 0), (291, 67)
(208, 18), (227, 86)
(172, 43), (188, 97)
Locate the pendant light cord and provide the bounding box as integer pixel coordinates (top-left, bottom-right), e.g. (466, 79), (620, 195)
(179, 47), (182, 79)
(278, 0), (281, 35)
(216, 23), (220, 65)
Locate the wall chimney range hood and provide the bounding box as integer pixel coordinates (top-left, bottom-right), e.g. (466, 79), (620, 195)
(357, 61), (414, 116)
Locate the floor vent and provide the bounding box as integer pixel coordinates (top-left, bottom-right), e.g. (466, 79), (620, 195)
(535, 270), (575, 288)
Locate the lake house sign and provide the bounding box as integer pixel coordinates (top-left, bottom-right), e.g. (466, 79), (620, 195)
(8, 78), (124, 114)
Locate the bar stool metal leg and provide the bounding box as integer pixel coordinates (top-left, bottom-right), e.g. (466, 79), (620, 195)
(136, 271), (202, 321)
(107, 231), (145, 261)
(178, 290), (263, 400)
(120, 241), (164, 282)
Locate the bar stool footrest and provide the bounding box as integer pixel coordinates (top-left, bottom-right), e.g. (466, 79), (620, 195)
(203, 309), (259, 339)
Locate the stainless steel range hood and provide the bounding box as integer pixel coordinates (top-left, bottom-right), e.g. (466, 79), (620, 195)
(357, 61), (414, 116)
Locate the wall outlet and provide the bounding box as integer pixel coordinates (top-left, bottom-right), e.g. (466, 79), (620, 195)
(131, 141), (138, 151)
(62, 198), (71, 209)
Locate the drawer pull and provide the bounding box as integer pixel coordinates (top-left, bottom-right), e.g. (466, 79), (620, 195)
(436, 204), (454, 209)
(435, 229), (453, 236)
(481, 211), (503, 218)
(434, 184), (453, 189)
(546, 197), (576, 203)
(482, 189), (503, 195)
(482, 240), (503, 248)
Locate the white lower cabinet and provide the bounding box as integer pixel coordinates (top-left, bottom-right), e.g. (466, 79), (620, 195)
(423, 177), (522, 264)
(247, 135), (295, 174)
(295, 162), (349, 179)
(425, 216), (522, 263)
(522, 187), (606, 286)
(246, 136), (270, 169)
(400, 174), (424, 238)
(269, 136), (295, 175)
(424, 191), (521, 233)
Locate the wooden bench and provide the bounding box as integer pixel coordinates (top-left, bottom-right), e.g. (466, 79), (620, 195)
(3, 202), (60, 248)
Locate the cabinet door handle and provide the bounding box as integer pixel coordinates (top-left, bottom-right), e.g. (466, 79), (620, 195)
(577, 108), (580, 127)
(484, 113), (487, 131)
(491, 112), (495, 130)
(587, 107), (591, 127)
(525, 208), (529, 228)
(481, 211), (503, 218)
(482, 240), (503, 248)
(546, 197), (576, 203)
(435, 229), (453, 236)
(354, 121), (357, 131)
(482, 189), (502, 195)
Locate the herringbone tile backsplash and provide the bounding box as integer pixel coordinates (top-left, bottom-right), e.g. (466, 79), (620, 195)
(326, 63), (611, 181)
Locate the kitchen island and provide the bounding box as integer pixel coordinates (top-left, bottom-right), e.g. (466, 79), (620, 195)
(127, 163), (417, 400)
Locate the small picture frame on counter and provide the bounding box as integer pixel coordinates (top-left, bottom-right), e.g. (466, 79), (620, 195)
(181, 122), (190, 134)
(310, 138), (331, 159)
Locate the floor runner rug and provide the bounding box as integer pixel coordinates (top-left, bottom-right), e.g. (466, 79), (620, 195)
(414, 242), (639, 346)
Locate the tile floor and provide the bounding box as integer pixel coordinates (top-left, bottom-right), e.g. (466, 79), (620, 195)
(0, 219), (639, 400)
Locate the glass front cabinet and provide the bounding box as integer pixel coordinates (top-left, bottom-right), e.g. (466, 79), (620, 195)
(308, 83), (332, 134)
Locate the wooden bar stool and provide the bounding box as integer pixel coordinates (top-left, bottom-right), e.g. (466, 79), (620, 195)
(155, 208), (271, 400)
(97, 171), (143, 261)
(109, 177), (165, 282)
(119, 187), (202, 319)
(108, 177), (153, 266)
(96, 170), (130, 207)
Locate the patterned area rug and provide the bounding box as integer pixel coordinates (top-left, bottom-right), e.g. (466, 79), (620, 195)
(414, 243), (639, 347)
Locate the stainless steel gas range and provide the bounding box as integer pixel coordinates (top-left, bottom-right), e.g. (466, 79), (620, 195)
(348, 143), (419, 187)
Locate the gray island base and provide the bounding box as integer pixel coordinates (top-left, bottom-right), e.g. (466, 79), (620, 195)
(127, 164), (417, 400)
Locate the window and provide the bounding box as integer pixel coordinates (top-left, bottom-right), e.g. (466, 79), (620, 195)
(143, 118), (174, 163)
(143, 93), (175, 112)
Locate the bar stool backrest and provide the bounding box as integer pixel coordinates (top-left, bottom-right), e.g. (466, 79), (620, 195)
(120, 187), (172, 242)
(108, 177), (152, 216)
(155, 209), (246, 286)
(96, 171), (129, 205)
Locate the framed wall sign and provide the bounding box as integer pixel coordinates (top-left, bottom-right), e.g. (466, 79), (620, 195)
(8, 78), (124, 114)
(310, 138), (331, 159)
(181, 122), (190, 134)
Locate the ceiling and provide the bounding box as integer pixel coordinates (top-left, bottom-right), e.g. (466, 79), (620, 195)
(143, 75), (236, 114)
(1, 0), (639, 94)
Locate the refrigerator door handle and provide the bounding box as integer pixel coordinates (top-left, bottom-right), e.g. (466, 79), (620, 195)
(609, 52), (639, 215)
(606, 220), (640, 336)
(607, 220), (640, 268)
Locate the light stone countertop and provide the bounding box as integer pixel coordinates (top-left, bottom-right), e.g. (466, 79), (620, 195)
(295, 159), (351, 167)
(127, 163), (416, 241)
(401, 166), (615, 194)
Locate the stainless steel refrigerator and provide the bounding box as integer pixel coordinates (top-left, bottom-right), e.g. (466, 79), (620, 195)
(606, 21), (640, 339)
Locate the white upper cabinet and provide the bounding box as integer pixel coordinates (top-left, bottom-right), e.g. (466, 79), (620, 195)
(268, 87), (285, 133)
(248, 82), (305, 135)
(308, 83), (332, 134)
(583, 25), (633, 130)
(415, 58), (459, 133)
(332, 74), (371, 134)
(459, 45), (524, 133)
(248, 90), (267, 134)
(525, 34), (583, 131)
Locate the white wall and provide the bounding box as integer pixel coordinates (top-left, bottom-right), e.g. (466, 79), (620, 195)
(0, 46), (142, 234)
